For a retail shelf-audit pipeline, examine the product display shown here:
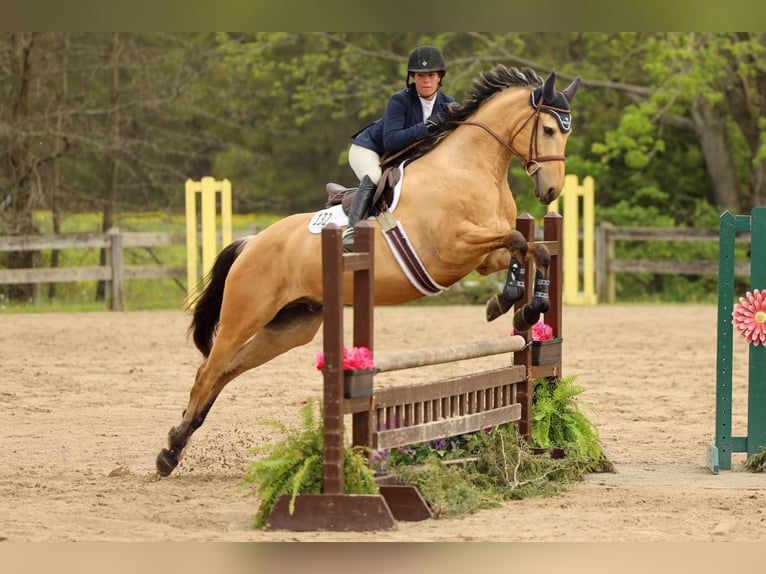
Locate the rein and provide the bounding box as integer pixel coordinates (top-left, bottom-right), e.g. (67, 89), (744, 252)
(451, 102), (568, 177)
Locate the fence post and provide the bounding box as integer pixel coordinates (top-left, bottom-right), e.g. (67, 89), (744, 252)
(747, 207), (766, 458)
(185, 177), (233, 297)
(595, 222), (616, 303)
(107, 228), (124, 311)
(548, 174), (597, 305)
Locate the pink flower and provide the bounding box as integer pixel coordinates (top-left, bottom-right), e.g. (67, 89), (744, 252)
(315, 346), (375, 371)
(732, 289), (766, 347)
(510, 319), (553, 341)
(531, 320), (553, 341)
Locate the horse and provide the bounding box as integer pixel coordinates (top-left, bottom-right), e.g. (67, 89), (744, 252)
(155, 65), (580, 477)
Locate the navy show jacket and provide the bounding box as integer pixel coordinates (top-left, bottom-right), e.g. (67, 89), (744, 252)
(351, 85), (456, 156)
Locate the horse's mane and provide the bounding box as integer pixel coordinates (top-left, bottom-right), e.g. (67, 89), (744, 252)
(450, 65), (543, 124)
(400, 65), (543, 163)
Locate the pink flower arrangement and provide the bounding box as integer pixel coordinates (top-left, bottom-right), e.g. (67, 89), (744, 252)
(510, 319), (553, 341)
(732, 289), (766, 347)
(315, 346), (375, 371)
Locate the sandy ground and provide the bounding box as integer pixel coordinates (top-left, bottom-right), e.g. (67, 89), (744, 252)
(1, 303), (765, 543)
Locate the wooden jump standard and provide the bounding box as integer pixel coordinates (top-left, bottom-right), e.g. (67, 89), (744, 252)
(266, 213), (563, 531)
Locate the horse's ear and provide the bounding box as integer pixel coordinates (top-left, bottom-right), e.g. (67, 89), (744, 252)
(562, 77), (581, 103)
(543, 70), (557, 103)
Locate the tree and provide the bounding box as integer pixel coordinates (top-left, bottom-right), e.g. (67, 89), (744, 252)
(590, 32), (766, 216)
(0, 33), (230, 302)
(0, 33), (72, 300)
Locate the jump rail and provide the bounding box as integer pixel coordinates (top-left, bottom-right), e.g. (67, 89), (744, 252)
(266, 213), (563, 531)
(374, 335), (526, 373)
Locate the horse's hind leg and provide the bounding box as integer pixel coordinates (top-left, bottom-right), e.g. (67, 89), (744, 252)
(156, 303), (323, 477)
(486, 230), (551, 328)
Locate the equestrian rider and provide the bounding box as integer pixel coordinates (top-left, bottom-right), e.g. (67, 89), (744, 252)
(343, 45), (457, 251)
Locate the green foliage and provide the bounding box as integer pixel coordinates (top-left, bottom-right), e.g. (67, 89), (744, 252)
(596, 201), (723, 303)
(239, 398), (378, 529)
(744, 446), (766, 472)
(240, 371), (613, 524)
(391, 458), (497, 518)
(386, 423), (608, 517)
(5, 33), (765, 307)
(0, 211), (279, 312)
(470, 423), (607, 498)
(531, 375), (610, 468)
(374, 375), (613, 516)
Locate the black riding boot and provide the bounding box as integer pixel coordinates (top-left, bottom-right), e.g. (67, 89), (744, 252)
(341, 175), (376, 252)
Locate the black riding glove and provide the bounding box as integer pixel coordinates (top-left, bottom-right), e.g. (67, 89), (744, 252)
(425, 112), (449, 134)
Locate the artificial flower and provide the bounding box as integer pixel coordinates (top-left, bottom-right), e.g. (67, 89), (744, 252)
(732, 288), (766, 347)
(531, 319), (554, 341)
(510, 319), (553, 341)
(315, 345), (375, 371)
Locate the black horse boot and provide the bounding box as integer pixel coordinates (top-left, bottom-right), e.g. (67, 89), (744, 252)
(341, 175), (376, 252)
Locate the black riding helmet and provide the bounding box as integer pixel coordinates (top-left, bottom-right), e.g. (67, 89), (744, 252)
(406, 45), (447, 87)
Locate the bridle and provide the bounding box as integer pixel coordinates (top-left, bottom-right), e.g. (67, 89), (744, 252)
(451, 100), (570, 177)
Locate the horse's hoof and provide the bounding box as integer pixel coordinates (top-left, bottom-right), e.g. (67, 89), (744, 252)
(156, 448), (178, 477)
(486, 295), (504, 322)
(513, 306), (539, 334)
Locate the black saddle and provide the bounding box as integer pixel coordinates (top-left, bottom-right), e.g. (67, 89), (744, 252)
(324, 167), (400, 216)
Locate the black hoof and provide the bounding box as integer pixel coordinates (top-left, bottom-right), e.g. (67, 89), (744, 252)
(486, 294), (509, 322)
(156, 448), (179, 477)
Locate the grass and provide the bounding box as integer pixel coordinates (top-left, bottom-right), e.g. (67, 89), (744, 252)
(2, 209), (729, 312)
(0, 210), (280, 313)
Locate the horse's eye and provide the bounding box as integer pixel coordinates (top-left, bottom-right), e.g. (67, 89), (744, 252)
(543, 126), (554, 136)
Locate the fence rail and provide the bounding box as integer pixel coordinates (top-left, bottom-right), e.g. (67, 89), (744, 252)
(2, 223), (755, 309)
(596, 223), (752, 303)
(0, 230), (186, 310)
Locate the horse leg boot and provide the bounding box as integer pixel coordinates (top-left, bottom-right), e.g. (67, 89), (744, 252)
(341, 175), (376, 252)
(512, 245), (552, 333)
(486, 256), (525, 322)
(486, 230), (530, 322)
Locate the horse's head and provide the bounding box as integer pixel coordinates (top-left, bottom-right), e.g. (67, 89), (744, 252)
(445, 66), (580, 206)
(523, 70), (580, 205)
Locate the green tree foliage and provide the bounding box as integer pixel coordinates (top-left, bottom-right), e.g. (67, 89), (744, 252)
(589, 33), (766, 218)
(3, 33), (765, 303)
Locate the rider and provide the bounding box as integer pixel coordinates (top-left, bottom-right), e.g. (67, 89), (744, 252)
(342, 45), (457, 251)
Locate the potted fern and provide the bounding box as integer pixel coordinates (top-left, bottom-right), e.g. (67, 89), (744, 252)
(531, 375), (613, 471)
(239, 398), (378, 529)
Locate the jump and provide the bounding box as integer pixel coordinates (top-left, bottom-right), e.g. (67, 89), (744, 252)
(155, 64), (580, 477)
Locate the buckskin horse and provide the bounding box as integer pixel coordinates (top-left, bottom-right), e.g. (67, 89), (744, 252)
(155, 65), (580, 477)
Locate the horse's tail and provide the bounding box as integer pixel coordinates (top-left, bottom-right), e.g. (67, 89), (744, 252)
(188, 237), (250, 357)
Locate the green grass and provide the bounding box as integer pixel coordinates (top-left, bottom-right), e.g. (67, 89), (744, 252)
(0, 210), (280, 313)
(2, 210), (731, 312)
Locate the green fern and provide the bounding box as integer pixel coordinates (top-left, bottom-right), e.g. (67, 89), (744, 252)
(532, 375), (612, 470)
(239, 398), (378, 529)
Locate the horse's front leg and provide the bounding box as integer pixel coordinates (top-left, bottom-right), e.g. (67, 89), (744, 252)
(485, 230), (551, 330)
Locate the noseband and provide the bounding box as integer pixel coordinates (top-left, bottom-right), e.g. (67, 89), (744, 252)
(452, 99), (568, 177)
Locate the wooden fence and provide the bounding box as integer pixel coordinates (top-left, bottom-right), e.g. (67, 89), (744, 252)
(595, 223), (752, 303)
(0, 229), (186, 311)
(3, 224), (755, 310)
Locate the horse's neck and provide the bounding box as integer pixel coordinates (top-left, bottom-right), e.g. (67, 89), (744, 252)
(428, 90), (529, 181)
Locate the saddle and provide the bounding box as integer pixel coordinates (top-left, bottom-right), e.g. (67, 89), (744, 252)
(325, 126), (446, 215)
(325, 166), (401, 217)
